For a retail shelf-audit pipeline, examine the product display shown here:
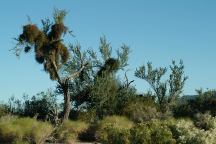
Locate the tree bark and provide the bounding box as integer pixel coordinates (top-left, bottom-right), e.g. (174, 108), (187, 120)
(63, 85), (71, 121)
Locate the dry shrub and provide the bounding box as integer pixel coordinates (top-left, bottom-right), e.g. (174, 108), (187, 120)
(56, 120), (89, 144)
(123, 98), (160, 123)
(130, 120), (176, 144)
(0, 115), (53, 144)
(96, 115), (133, 143)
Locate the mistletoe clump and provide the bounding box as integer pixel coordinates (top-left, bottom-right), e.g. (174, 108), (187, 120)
(16, 9), (69, 80)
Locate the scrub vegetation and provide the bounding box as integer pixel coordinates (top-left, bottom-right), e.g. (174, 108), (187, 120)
(1, 9), (216, 144)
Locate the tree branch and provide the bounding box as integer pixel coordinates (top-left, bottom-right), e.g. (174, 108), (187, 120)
(51, 60), (62, 85)
(67, 63), (88, 81)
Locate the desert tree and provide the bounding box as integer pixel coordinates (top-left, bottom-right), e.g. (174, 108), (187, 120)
(135, 60), (188, 113)
(60, 36), (131, 118)
(86, 37), (131, 117)
(13, 9), (87, 120)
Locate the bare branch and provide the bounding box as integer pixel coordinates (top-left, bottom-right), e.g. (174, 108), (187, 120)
(67, 63), (88, 81)
(51, 60), (62, 85)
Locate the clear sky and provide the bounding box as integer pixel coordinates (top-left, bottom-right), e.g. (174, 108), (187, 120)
(1, 0), (216, 101)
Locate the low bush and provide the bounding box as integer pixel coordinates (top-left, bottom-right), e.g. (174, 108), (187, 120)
(55, 120), (89, 144)
(173, 89), (216, 118)
(0, 104), (8, 117)
(0, 115), (53, 144)
(123, 97), (160, 123)
(96, 115), (133, 143)
(76, 109), (97, 123)
(193, 112), (216, 130)
(169, 118), (216, 144)
(130, 120), (176, 144)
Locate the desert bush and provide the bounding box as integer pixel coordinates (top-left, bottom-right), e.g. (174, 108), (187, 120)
(173, 89), (216, 118)
(56, 120), (89, 143)
(131, 120), (176, 144)
(0, 115), (53, 144)
(123, 97), (159, 123)
(104, 127), (131, 144)
(130, 123), (151, 144)
(193, 112), (216, 130)
(96, 115), (133, 143)
(23, 91), (59, 122)
(5, 90), (60, 124)
(169, 118), (216, 144)
(0, 104), (8, 117)
(89, 76), (119, 118)
(76, 109), (97, 123)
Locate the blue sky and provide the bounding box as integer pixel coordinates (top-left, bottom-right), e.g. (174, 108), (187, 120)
(1, 0), (216, 101)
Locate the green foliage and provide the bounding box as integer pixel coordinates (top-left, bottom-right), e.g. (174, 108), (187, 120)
(173, 89), (216, 118)
(23, 91), (59, 122)
(103, 127), (131, 144)
(135, 60), (187, 113)
(131, 120), (176, 144)
(130, 123), (151, 144)
(99, 36), (112, 61)
(123, 96), (159, 123)
(89, 76), (119, 118)
(168, 60), (188, 104)
(76, 109), (97, 123)
(193, 112), (216, 130)
(169, 118), (216, 144)
(6, 90), (60, 124)
(115, 84), (137, 115)
(0, 104), (8, 117)
(13, 9), (76, 120)
(0, 115), (53, 144)
(56, 120), (89, 143)
(63, 36), (131, 111)
(96, 116), (133, 143)
(117, 44), (130, 69)
(7, 96), (23, 115)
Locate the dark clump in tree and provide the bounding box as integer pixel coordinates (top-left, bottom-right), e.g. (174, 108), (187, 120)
(13, 9), (86, 121)
(97, 58), (119, 77)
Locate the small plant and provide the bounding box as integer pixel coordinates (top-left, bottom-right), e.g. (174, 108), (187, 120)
(193, 112), (216, 130)
(56, 120), (89, 143)
(123, 97), (159, 123)
(0, 104), (8, 117)
(96, 115), (133, 143)
(0, 116), (53, 144)
(168, 118), (216, 144)
(130, 120), (176, 144)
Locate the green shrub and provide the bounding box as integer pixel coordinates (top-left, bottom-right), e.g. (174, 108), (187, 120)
(123, 97), (159, 123)
(173, 89), (216, 118)
(56, 120), (89, 143)
(130, 123), (151, 144)
(96, 115), (133, 143)
(169, 118), (216, 144)
(193, 112), (216, 130)
(77, 109), (97, 123)
(31, 121), (53, 144)
(131, 120), (176, 144)
(105, 127), (130, 144)
(0, 104), (8, 117)
(0, 115), (53, 144)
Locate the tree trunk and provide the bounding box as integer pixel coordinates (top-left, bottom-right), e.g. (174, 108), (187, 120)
(63, 85), (71, 121)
